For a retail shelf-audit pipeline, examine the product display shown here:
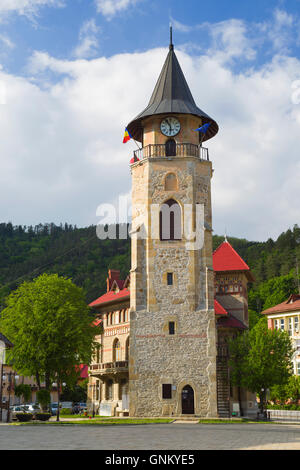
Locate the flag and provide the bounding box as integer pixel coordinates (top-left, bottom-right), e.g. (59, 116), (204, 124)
(194, 122), (211, 134)
(123, 127), (132, 144)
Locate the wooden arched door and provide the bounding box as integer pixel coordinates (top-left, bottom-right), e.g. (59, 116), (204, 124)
(181, 385), (195, 415)
(165, 139), (176, 157)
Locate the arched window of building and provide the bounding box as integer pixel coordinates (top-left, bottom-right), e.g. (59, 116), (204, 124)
(165, 173), (178, 191)
(124, 309), (129, 322)
(113, 339), (121, 362)
(160, 199), (182, 241)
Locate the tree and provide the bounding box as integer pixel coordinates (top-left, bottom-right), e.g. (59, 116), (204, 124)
(0, 273), (102, 393)
(228, 318), (294, 414)
(14, 384), (31, 404)
(37, 389), (51, 412)
(60, 379), (88, 403)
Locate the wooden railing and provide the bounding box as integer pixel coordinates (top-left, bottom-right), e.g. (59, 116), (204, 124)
(90, 361), (128, 372)
(133, 143), (209, 161)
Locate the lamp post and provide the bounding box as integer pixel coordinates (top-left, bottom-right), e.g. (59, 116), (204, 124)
(5, 371), (19, 423)
(0, 343), (5, 422)
(52, 379), (66, 422)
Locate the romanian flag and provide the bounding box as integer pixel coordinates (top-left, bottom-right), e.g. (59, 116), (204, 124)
(123, 127), (132, 144)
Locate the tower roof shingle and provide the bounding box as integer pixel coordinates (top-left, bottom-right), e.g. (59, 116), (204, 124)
(127, 43), (218, 143)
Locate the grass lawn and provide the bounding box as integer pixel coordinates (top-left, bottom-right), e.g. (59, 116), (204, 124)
(11, 418), (174, 426)
(198, 418), (273, 424)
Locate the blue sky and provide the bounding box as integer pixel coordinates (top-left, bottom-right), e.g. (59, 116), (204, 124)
(0, 0), (300, 241)
(1, 0), (300, 73)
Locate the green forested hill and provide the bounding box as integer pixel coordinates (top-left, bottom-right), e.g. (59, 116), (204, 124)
(0, 222), (299, 316)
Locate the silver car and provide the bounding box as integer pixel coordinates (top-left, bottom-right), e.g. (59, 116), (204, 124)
(10, 405), (27, 420)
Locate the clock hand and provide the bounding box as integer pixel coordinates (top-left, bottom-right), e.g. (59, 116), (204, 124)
(166, 119), (173, 133)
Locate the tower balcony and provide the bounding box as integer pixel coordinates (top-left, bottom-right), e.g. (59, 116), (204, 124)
(133, 143), (209, 162)
(89, 361), (129, 376)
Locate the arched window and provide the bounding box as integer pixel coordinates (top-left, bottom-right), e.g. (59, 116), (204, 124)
(165, 173), (178, 191)
(165, 139), (176, 156)
(113, 339), (121, 362)
(160, 199), (182, 241)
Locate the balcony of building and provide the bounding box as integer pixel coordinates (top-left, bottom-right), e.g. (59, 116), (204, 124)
(89, 361), (129, 376)
(133, 143), (209, 162)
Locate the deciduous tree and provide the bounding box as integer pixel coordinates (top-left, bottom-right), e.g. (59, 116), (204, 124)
(0, 274), (102, 391)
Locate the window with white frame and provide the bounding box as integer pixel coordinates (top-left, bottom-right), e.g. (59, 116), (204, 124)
(289, 317), (293, 336)
(274, 319), (279, 330)
(280, 319), (285, 331)
(294, 317), (299, 334)
(297, 362), (300, 376)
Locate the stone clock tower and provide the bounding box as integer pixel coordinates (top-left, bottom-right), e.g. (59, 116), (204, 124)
(126, 33), (219, 417)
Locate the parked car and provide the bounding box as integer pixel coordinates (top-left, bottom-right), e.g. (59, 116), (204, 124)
(22, 404), (40, 419)
(72, 402), (87, 414)
(60, 401), (72, 410)
(10, 405), (27, 420)
(50, 402), (59, 416)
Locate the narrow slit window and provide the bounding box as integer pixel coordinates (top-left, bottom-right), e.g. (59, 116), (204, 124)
(167, 272), (173, 285)
(169, 322), (175, 335)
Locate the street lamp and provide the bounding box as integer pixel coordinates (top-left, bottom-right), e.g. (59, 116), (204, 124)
(52, 379), (66, 422)
(0, 342), (5, 422)
(5, 371), (19, 423)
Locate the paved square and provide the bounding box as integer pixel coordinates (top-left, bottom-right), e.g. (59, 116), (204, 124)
(1, 423), (300, 450)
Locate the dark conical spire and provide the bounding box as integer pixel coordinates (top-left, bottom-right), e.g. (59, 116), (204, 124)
(126, 32), (219, 143)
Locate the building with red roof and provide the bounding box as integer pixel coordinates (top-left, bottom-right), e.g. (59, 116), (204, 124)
(262, 294), (300, 375)
(88, 238), (255, 418)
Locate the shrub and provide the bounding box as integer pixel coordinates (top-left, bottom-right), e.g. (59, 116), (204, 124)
(60, 408), (72, 415)
(16, 413), (33, 422)
(267, 404), (300, 411)
(35, 413), (51, 421)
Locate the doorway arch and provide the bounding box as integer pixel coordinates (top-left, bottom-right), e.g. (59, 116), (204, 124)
(181, 385), (195, 415)
(165, 139), (176, 157)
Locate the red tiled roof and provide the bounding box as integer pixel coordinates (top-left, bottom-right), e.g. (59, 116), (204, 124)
(214, 299), (229, 316)
(217, 314), (247, 330)
(89, 288), (130, 308)
(262, 294), (300, 315)
(213, 241), (250, 272)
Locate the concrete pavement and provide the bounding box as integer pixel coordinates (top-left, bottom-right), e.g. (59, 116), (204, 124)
(1, 423), (300, 450)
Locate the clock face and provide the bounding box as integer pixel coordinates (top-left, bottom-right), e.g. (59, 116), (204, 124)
(160, 117), (181, 137)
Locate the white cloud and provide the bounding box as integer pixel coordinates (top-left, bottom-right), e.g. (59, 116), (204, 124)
(0, 0), (64, 20)
(172, 10), (299, 61)
(1, 10), (300, 242)
(73, 19), (100, 59)
(95, 0), (141, 19)
(0, 34), (15, 50)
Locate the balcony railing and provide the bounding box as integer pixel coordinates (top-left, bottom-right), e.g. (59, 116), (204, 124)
(133, 143), (209, 161)
(90, 361), (128, 373)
